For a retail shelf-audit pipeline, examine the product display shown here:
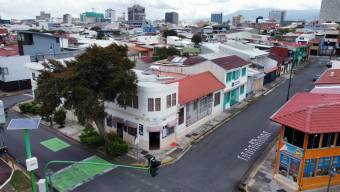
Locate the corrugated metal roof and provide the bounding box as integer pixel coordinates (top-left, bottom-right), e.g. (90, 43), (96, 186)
(211, 55), (250, 71)
(271, 93), (340, 133)
(178, 71), (224, 105)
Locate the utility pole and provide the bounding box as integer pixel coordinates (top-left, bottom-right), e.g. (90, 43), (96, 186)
(286, 59), (294, 101)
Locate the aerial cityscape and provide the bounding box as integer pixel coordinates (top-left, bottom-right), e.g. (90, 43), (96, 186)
(0, 0), (340, 191)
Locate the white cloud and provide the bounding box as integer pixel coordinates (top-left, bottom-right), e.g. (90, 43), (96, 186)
(0, 0), (322, 20)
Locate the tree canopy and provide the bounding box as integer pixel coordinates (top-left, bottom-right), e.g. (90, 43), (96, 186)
(153, 47), (180, 61)
(36, 44), (138, 143)
(191, 34), (202, 46)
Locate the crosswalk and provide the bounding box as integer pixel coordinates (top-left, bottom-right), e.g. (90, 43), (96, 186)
(237, 131), (271, 161)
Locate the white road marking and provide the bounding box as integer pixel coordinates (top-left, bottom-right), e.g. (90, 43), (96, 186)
(23, 94), (33, 97)
(237, 131), (271, 161)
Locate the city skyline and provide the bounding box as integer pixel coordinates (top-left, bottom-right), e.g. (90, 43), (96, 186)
(0, 0), (322, 21)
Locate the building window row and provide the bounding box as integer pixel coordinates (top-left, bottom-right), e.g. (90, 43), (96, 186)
(307, 132), (340, 149)
(304, 156), (340, 178)
(226, 68), (246, 83)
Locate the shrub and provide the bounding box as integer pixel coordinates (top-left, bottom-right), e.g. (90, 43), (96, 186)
(19, 102), (42, 115)
(105, 132), (128, 157)
(53, 108), (66, 128)
(79, 124), (105, 147)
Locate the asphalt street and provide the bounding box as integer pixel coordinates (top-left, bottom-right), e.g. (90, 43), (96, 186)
(0, 57), (327, 192)
(1, 94), (94, 177)
(74, 57), (327, 192)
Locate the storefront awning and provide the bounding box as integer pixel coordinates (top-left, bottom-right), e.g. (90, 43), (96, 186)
(147, 125), (163, 133)
(125, 120), (137, 128)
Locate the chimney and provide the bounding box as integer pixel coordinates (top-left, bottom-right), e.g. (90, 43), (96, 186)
(330, 71), (335, 77)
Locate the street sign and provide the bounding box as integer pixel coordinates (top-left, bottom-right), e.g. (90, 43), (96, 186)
(7, 118), (41, 130)
(26, 157), (38, 171)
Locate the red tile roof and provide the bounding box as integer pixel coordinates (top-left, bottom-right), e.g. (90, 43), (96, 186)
(0, 45), (19, 57)
(178, 71), (225, 105)
(271, 93), (340, 133)
(211, 55), (250, 71)
(315, 69), (340, 85)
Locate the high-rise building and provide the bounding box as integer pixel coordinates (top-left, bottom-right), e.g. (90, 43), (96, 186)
(105, 9), (116, 23)
(165, 12), (179, 25)
(127, 4), (146, 28)
(36, 11), (51, 21)
(80, 12), (104, 24)
(63, 14), (72, 24)
(232, 15), (244, 26)
(211, 12), (223, 24)
(269, 10), (286, 24)
(320, 0), (340, 22)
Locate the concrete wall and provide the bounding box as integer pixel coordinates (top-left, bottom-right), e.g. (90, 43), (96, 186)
(0, 55), (31, 82)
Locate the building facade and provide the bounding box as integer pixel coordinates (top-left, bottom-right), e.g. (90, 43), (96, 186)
(320, 0), (340, 23)
(154, 55), (250, 111)
(80, 12), (104, 24)
(269, 10), (286, 24)
(63, 14), (72, 24)
(105, 9), (116, 23)
(165, 12), (179, 25)
(36, 11), (51, 21)
(272, 93), (340, 191)
(232, 15), (244, 26)
(211, 12), (223, 24)
(127, 4), (146, 28)
(17, 31), (62, 57)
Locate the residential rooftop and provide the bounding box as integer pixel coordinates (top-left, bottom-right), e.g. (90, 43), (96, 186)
(315, 69), (340, 86)
(271, 93), (340, 134)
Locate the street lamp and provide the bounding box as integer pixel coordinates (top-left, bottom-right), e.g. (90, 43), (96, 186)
(7, 118), (41, 192)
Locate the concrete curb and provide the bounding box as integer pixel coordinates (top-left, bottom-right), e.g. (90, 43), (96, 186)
(0, 158), (14, 190)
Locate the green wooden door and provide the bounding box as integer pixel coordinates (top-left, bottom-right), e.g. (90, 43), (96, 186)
(223, 92), (230, 110)
(230, 88), (239, 106)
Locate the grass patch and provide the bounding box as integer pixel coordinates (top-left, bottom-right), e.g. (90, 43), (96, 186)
(10, 170), (31, 192)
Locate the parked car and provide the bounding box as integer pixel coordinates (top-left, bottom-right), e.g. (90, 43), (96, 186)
(313, 74), (321, 82)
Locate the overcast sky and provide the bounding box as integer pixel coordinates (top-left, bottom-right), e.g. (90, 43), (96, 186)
(0, 0), (322, 20)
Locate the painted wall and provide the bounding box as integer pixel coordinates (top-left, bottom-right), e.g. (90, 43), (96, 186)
(0, 55), (31, 82)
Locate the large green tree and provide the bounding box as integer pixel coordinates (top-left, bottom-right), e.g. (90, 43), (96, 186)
(36, 44), (138, 143)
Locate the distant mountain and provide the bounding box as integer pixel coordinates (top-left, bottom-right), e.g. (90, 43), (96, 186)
(223, 8), (320, 21)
